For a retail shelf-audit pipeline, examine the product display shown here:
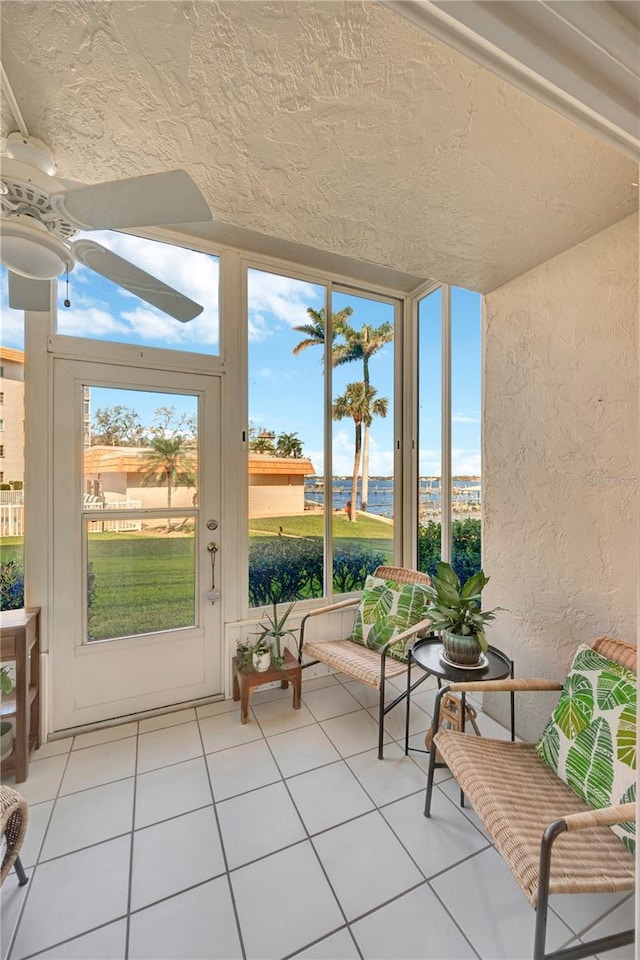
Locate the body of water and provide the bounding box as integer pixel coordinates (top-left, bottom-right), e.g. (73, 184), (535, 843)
(304, 478), (481, 520)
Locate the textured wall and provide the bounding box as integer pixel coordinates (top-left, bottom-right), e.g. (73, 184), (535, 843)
(1, 1), (637, 292)
(483, 213), (638, 739)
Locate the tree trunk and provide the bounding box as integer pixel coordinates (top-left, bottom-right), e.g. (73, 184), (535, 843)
(361, 424), (370, 512)
(166, 474), (173, 531)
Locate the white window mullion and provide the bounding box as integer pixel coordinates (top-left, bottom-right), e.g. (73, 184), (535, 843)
(324, 285), (334, 598)
(441, 284), (452, 562)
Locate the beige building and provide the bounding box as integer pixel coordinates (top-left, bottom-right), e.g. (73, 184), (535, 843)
(83, 446), (315, 516)
(0, 346), (25, 487)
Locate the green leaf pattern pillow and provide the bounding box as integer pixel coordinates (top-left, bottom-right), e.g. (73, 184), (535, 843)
(536, 644), (636, 853)
(350, 575), (429, 662)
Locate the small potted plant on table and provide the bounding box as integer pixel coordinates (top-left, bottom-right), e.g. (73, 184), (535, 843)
(254, 598), (298, 669)
(425, 561), (503, 667)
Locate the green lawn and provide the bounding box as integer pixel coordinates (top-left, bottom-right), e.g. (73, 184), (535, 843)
(87, 534), (195, 640)
(2, 513), (395, 632)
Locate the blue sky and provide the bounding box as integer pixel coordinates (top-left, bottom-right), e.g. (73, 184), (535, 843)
(1, 234), (481, 476)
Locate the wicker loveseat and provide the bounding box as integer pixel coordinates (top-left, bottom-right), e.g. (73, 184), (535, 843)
(424, 635), (636, 960)
(298, 565), (432, 759)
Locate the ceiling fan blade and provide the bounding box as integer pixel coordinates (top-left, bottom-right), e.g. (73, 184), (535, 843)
(8, 272), (51, 311)
(72, 239), (203, 322)
(58, 170), (212, 230)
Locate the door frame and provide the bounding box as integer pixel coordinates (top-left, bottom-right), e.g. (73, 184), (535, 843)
(50, 357), (223, 732)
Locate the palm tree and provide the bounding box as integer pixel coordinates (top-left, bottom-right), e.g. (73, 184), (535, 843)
(291, 306), (353, 358)
(275, 432), (303, 458)
(338, 321), (394, 510)
(333, 382), (388, 521)
(140, 436), (197, 530)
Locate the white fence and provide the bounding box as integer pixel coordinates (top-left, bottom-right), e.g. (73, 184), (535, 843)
(0, 490), (24, 505)
(0, 500), (144, 537)
(84, 498), (143, 533)
(0, 504), (24, 536)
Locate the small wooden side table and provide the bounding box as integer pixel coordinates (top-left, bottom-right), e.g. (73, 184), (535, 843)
(0, 608), (41, 784)
(232, 648), (302, 724)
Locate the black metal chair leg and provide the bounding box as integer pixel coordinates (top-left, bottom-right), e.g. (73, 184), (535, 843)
(378, 656), (386, 759)
(533, 819), (567, 960)
(14, 855), (28, 886)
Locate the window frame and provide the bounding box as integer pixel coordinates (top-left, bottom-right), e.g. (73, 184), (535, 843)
(243, 258), (408, 614)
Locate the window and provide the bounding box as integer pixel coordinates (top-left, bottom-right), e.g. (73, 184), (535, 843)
(417, 285), (482, 580)
(0, 446), (4, 458)
(247, 268), (326, 607)
(247, 268), (400, 608)
(0, 420), (4, 432)
(0, 392), (4, 404)
(0, 472), (4, 483)
(83, 386), (199, 642)
(56, 233), (220, 356)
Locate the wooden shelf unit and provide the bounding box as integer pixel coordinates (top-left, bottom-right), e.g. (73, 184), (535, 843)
(0, 608), (41, 783)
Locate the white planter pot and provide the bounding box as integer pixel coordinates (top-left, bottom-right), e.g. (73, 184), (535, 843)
(253, 651), (271, 672)
(0, 720), (13, 761)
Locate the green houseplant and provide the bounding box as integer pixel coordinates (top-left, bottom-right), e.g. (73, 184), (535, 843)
(425, 561), (502, 666)
(254, 599), (298, 668)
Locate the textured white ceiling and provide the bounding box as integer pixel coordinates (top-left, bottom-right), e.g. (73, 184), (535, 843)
(1, 0), (637, 293)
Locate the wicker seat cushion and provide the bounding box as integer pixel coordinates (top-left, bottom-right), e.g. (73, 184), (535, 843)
(302, 639), (407, 688)
(433, 731), (635, 907)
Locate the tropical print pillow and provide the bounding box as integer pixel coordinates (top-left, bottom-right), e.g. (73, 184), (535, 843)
(350, 575), (430, 662)
(536, 643), (636, 854)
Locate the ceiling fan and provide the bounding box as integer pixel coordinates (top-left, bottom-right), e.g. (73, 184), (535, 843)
(0, 131), (213, 322)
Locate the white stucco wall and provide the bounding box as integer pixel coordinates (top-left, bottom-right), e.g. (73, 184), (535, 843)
(482, 213), (638, 740)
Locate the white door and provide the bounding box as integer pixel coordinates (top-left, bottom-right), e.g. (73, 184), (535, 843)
(52, 358), (222, 731)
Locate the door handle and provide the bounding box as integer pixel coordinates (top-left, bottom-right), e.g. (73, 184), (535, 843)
(206, 541), (219, 603)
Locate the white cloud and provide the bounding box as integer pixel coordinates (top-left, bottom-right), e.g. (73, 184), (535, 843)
(55, 305), (134, 338)
(0, 288), (25, 349)
(452, 449), (481, 475)
(247, 270), (321, 340)
(452, 412), (480, 424)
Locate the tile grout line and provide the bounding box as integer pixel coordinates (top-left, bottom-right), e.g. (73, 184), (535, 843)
(257, 712), (360, 958)
(123, 723), (140, 960)
(5, 737), (77, 960)
(196, 703), (248, 960)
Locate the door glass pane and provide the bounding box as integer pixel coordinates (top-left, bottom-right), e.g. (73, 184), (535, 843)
(83, 387), (198, 509)
(247, 268), (325, 606)
(82, 386), (199, 642)
(451, 287), (482, 581)
(86, 520), (196, 641)
(417, 288), (442, 577)
(331, 291), (395, 591)
(56, 233), (219, 355)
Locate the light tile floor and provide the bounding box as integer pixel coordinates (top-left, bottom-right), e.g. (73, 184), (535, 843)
(1, 672), (634, 960)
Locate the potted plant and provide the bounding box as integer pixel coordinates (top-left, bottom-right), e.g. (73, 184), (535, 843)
(0, 666), (14, 760)
(254, 598), (298, 669)
(235, 636), (273, 673)
(425, 561), (503, 667)
(251, 636), (272, 673)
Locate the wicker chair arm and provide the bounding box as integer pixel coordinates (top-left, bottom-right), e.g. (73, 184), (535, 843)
(561, 803), (636, 832)
(299, 598), (359, 652)
(448, 678), (563, 694)
(302, 598), (359, 620)
(381, 617), (433, 654)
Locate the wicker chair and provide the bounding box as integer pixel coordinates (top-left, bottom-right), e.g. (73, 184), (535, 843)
(1, 786), (29, 887)
(424, 635), (636, 960)
(298, 565), (432, 759)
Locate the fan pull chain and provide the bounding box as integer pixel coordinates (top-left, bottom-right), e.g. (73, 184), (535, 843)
(63, 270), (71, 308)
